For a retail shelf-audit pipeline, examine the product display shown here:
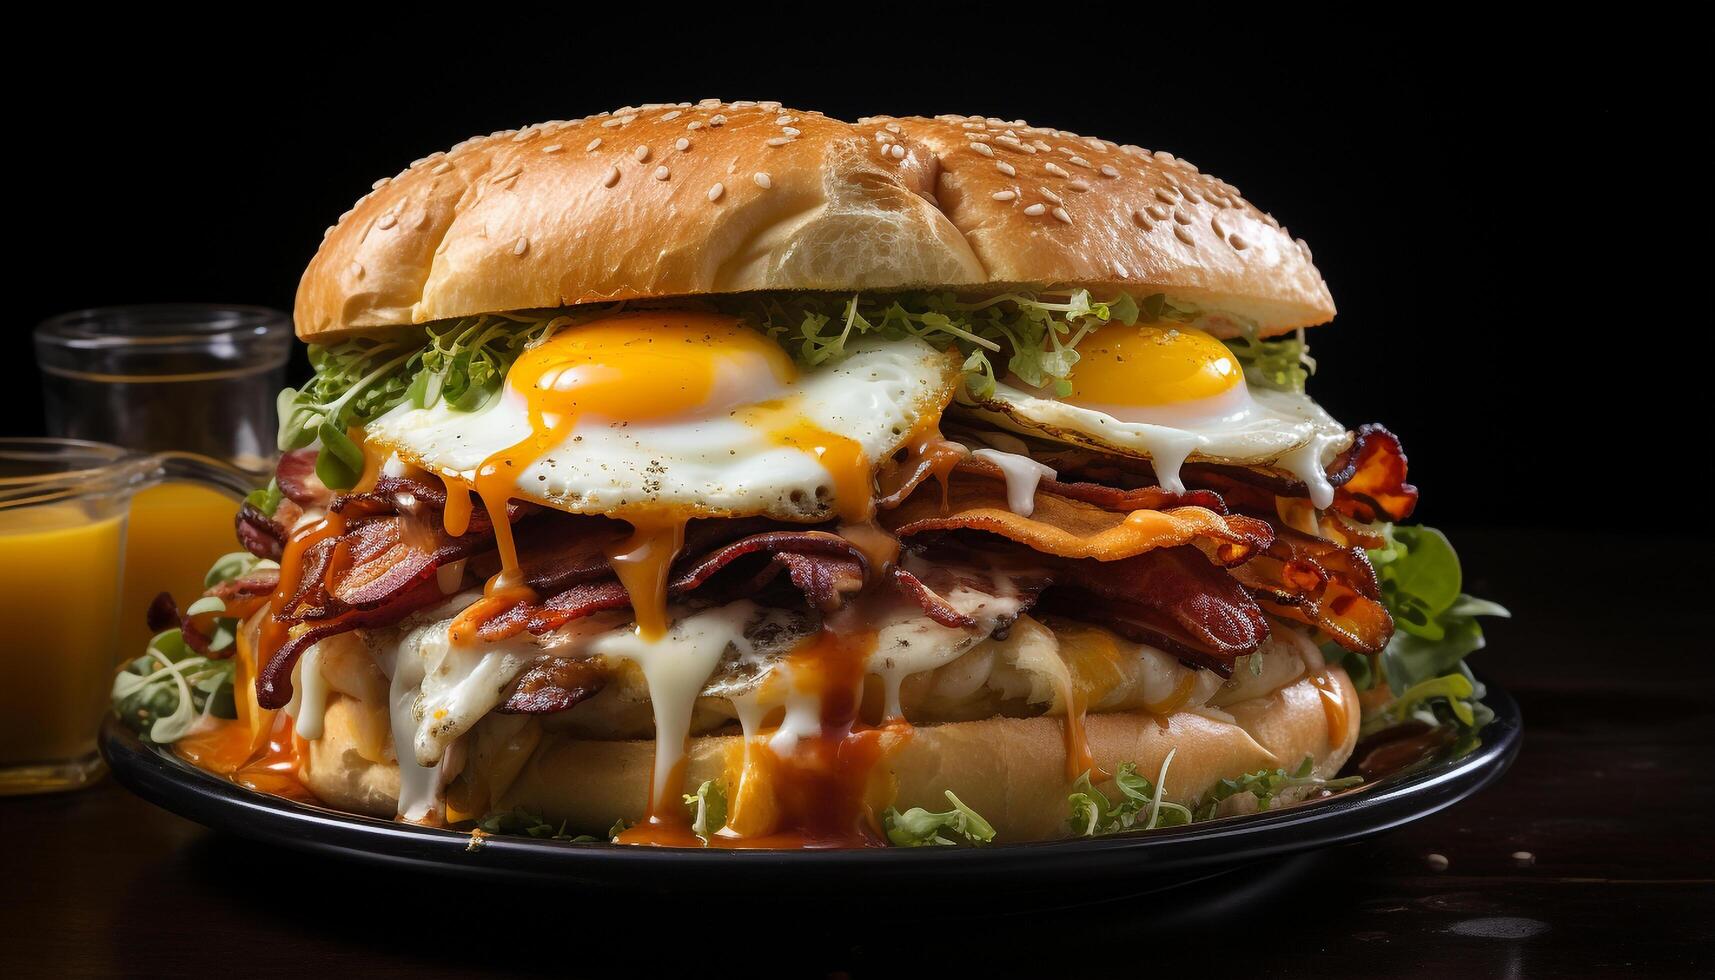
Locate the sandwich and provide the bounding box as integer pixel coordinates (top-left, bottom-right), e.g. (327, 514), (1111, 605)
(114, 100), (1506, 847)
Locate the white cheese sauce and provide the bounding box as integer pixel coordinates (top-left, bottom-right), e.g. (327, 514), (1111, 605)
(970, 448), (1057, 516)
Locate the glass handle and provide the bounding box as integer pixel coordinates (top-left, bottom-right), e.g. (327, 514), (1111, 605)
(149, 451), (267, 499)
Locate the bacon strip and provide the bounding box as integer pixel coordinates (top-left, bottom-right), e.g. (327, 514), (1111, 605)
(1039, 547), (1269, 675)
(1228, 523), (1393, 653)
(885, 473), (1273, 566)
(275, 449), (331, 508)
(256, 577), (449, 708)
(498, 658), (607, 715)
(463, 530), (873, 643)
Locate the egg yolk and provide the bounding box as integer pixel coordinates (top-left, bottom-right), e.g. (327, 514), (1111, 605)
(1066, 324), (1242, 407)
(466, 311), (798, 638)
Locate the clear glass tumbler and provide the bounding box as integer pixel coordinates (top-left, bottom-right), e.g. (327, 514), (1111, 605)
(35, 305), (293, 658)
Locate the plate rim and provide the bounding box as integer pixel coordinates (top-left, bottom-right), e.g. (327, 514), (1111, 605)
(100, 680), (1521, 878)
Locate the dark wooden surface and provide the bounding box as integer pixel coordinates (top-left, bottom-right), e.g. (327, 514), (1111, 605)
(2, 529), (1710, 978)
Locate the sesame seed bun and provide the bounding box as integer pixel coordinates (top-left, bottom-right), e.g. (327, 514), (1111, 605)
(295, 101), (1334, 342)
(299, 668), (1359, 842)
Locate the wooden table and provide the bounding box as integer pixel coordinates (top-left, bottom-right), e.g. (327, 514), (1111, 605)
(3, 530), (1709, 977)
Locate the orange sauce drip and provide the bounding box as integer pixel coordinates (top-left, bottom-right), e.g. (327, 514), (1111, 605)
(604, 513), (687, 642)
(1063, 690), (1105, 782)
(875, 417), (965, 511)
(175, 712), (315, 803)
(1311, 671), (1352, 747)
(439, 473), (474, 537)
(618, 627), (896, 849)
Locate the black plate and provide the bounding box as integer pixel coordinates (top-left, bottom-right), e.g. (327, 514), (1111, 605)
(100, 683), (1520, 898)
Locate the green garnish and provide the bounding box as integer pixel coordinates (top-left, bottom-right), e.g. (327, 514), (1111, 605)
(883, 790), (997, 846)
(726, 289), (1145, 400)
(1367, 524), (1510, 697)
(682, 778), (729, 845)
(112, 629), (237, 743)
(1068, 751), (1194, 836)
(274, 312), (569, 489)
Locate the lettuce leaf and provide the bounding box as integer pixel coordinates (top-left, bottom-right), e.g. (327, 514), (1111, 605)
(111, 628), (236, 743)
(883, 790), (996, 846)
(1368, 524), (1510, 695)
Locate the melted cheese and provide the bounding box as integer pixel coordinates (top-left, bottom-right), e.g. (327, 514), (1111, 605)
(970, 448), (1057, 516)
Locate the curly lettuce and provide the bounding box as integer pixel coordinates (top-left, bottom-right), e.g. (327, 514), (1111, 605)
(883, 790), (996, 846)
(274, 312), (568, 489)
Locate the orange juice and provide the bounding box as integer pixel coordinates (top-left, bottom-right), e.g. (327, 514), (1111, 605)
(118, 481), (243, 657)
(0, 503), (124, 767)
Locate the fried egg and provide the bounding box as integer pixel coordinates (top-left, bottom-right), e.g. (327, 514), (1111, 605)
(365, 312), (960, 523)
(965, 323), (1350, 506)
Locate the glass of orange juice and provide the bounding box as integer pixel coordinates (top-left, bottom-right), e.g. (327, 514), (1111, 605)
(35, 305), (292, 657)
(0, 440), (158, 792)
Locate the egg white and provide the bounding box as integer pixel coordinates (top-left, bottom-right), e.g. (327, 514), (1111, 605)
(365, 337), (958, 521)
(966, 380), (1351, 507)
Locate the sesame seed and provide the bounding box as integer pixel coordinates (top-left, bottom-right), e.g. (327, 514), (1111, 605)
(754, 172), (772, 188)
(776, 115), (796, 125)
(675, 137), (691, 151)
(661, 110), (682, 121)
(376, 213), (397, 230)
(1100, 164), (1121, 178)
(971, 142), (994, 157)
(766, 136), (794, 146)
(996, 161), (1016, 177)
(1069, 156), (1092, 169)
(653, 165), (670, 181)
(992, 190), (1016, 201)
(603, 166), (621, 187)
(1023, 203), (1046, 216)
(1052, 206), (1072, 224)
(1426, 853), (1449, 871)
(707, 182), (725, 202)
(1068, 179), (1090, 192)
(885, 122), (902, 134)
(1039, 187), (1064, 205)
(710, 114), (727, 126)
(585, 138), (602, 152)
(349, 261), (365, 278)
(634, 145), (650, 162)
(1045, 162), (1070, 178)
(780, 126), (801, 137)
(431, 161), (453, 175)
(542, 144), (563, 154)
(513, 237), (529, 255)
(686, 120), (703, 130)
(889, 144), (905, 159)
(601, 118), (623, 128)
(1512, 851), (1535, 866)
(371, 178), (390, 190)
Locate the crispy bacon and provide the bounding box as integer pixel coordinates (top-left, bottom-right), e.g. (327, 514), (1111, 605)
(889, 567), (977, 629)
(143, 591), (216, 655)
(498, 658), (607, 714)
(275, 448), (331, 508)
(235, 502), (287, 560)
(885, 473), (1273, 566)
(1039, 547), (1269, 675)
(464, 530), (873, 643)
(256, 576), (449, 708)
(1228, 522), (1393, 653)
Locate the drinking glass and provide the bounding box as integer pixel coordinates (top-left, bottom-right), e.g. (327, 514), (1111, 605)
(35, 305), (293, 656)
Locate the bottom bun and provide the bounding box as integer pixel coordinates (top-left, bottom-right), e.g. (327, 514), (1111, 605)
(303, 668), (1359, 841)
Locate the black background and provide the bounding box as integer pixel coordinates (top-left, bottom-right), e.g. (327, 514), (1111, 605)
(8, 18), (1709, 530)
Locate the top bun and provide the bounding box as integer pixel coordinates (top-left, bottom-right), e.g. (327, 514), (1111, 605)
(296, 101), (1334, 342)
